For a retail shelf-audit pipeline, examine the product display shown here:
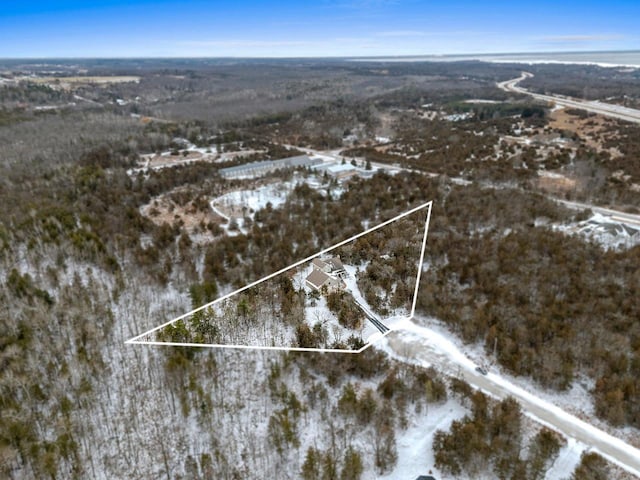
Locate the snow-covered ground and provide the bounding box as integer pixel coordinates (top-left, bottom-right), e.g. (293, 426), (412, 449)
(463, 99), (501, 104)
(214, 182), (292, 215)
(343, 263), (414, 344)
(378, 316), (640, 477)
(544, 438), (587, 480)
(210, 174), (346, 236)
(294, 264), (367, 347)
(382, 397), (582, 480)
(210, 181), (299, 235)
(342, 264), (385, 342)
(380, 399), (467, 480)
(405, 318), (599, 422)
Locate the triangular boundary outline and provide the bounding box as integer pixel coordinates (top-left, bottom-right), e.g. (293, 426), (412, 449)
(126, 200), (432, 353)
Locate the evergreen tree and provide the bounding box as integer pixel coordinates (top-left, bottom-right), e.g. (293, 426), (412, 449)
(302, 447), (321, 480)
(340, 447), (363, 480)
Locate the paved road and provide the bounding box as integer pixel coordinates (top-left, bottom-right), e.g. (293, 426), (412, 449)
(293, 144), (640, 232)
(555, 199), (640, 228)
(498, 72), (640, 124)
(383, 320), (640, 477)
(296, 144), (640, 232)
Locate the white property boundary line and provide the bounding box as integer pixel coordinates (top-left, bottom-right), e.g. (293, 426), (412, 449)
(126, 201), (433, 353)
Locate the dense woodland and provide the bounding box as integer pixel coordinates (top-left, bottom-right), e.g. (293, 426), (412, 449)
(1, 58), (639, 479)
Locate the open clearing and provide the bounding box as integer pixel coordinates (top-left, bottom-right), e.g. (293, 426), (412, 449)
(548, 108), (623, 157)
(22, 75), (141, 88)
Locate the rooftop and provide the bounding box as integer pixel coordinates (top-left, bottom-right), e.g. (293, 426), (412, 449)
(219, 155), (321, 177)
(305, 269), (332, 290)
(327, 163), (356, 173)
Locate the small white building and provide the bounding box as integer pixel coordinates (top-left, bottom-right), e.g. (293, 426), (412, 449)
(327, 163), (357, 180)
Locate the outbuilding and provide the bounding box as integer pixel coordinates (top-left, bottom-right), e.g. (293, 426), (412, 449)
(327, 163), (357, 180)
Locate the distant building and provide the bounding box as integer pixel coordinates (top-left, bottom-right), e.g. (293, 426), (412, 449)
(326, 163), (357, 180)
(443, 112), (474, 122)
(219, 155), (322, 179)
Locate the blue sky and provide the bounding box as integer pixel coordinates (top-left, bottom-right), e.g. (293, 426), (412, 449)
(1, 0), (638, 57)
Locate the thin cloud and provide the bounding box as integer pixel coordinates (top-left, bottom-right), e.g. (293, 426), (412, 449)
(178, 40), (317, 48)
(376, 30), (429, 37)
(375, 30), (499, 38)
(334, 36), (375, 43)
(328, 0), (400, 8)
(541, 34), (624, 43)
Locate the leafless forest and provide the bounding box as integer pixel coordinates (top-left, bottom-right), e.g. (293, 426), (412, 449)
(1, 58), (639, 479)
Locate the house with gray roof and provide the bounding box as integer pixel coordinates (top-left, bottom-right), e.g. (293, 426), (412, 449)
(305, 269), (341, 291)
(305, 256), (347, 292)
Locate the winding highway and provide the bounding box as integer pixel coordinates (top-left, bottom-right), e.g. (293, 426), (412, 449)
(498, 72), (640, 124)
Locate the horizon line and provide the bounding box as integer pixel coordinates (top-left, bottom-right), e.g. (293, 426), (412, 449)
(2, 48), (640, 61)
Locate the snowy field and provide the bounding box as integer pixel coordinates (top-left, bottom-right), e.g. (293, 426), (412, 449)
(210, 181), (299, 235)
(379, 399), (467, 480)
(213, 183), (290, 218)
(210, 174), (345, 235)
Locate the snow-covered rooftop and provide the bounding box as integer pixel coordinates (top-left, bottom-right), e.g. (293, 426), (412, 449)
(327, 163), (356, 173)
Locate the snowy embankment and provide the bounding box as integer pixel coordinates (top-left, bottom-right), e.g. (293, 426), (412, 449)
(378, 317), (640, 478)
